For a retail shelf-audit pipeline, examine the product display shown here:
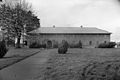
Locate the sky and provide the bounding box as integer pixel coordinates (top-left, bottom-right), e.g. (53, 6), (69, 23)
(13, 0), (120, 41)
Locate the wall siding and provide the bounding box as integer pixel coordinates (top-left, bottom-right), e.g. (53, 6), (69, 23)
(28, 34), (110, 48)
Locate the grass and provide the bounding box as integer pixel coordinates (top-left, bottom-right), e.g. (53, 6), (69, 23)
(38, 48), (120, 80)
(0, 48), (41, 70)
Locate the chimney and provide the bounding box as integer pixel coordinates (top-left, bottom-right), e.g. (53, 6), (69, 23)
(53, 25), (55, 28)
(80, 25), (83, 28)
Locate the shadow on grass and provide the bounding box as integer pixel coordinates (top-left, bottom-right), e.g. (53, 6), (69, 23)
(0, 55), (22, 59)
(0, 50), (41, 70)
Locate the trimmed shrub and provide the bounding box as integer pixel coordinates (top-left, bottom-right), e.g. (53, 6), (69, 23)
(58, 40), (68, 54)
(98, 43), (106, 48)
(53, 43), (58, 48)
(69, 41), (82, 48)
(62, 40), (69, 48)
(29, 42), (40, 48)
(69, 44), (79, 48)
(108, 42), (116, 48)
(58, 46), (68, 54)
(29, 42), (46, 48)
(52, 41), (58, 48)
(98, 42), (116, 48)
(69, 43), (75, 48)
(0, 40), (8, 58)
(78, 40), (82, 48)
(42, 44), (46, 48)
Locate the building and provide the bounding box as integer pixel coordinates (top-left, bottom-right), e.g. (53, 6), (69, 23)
(28, 27), (111, 48)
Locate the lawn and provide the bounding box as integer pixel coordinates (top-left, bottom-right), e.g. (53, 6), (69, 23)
(39, 48), (120, 80)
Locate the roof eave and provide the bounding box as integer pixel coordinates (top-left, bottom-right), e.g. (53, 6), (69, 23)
(28, 33), (112, 35)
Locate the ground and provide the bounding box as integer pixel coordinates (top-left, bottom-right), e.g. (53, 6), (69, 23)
(1, 48), (120, 80)
(0, 48), (51, 80)
(0, 48), (41, 70)
(36, 48), (120, 80)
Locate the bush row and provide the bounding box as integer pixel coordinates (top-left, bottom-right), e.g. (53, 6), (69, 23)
(29, 42), (46, 48)
(29, 41), (116, 49)
(69, 41), (82, 48)
(29, 41), (82, 48)
(98, 42), (116, 48)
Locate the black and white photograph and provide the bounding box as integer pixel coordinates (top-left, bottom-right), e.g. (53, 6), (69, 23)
(0, 0), (120, 80)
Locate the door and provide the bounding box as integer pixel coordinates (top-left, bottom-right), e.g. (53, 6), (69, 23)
(47, 40), (52, 48)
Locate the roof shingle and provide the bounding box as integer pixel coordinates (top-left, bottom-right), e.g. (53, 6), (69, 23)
(29, 27), (111, 34)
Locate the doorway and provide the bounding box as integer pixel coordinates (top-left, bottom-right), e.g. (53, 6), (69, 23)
(47, 40), (52, 48)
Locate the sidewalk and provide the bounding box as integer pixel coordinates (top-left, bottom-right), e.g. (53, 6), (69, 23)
(0, 48), (42, 70)
(0, 49), (52, 80)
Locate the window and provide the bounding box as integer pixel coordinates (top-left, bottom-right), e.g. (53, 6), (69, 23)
(89, 41), (92, 45)
(104, 41), (107, 43)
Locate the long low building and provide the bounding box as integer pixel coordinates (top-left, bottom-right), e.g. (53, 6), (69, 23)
(28, 27), (111, 48)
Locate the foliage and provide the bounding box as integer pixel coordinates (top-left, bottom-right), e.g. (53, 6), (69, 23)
(42, 44), (46, 48)
(58, 40), (68, 54)
(0, 40), (8, 58)
(6, 39), (15, 47)
(78, 40), (82, 48)
(29, 42), (46, 48)
(61, 40), (69, 48)
(98, 42), (116, 48)
(0, 0), (40, 48)
(53, 41), (58, 48)
(53, 43), (58, 48)
(29, 42), (40, 48)
(69, 41), (82, 48)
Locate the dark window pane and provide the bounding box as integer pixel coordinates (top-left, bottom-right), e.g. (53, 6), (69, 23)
(89, 41), (92, 45)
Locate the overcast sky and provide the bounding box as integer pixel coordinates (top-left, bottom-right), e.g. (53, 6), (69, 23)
(24, 0), (120, 41)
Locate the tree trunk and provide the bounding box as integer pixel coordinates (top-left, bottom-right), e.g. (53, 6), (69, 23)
(16, 36), (21, 48)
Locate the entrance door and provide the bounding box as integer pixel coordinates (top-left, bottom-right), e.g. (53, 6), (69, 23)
(47, 40), (52, 48)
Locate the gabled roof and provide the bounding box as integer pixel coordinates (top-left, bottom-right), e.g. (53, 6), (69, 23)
(29, 27), (111, 34)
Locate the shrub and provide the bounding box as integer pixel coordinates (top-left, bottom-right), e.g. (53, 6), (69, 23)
(29, 42), (39, 48)
(29, 42), (46, 48)
(78, 40), (82, 48)
(7, 39), (15, 46)
(62, 40), (69, 48)
(0, 40), (8, 58)
(58, 46), (68, 54)
(69, 43), (75, 48)
(107, 42), (116, 48)
(98, 43), (107, 48)
(52, 41), (58, 48)
(98, 42), (116, 48)
(53, 43), (58, 48)
(69, 44), (79, 48)
(42, 44), (46, 48)
(58, 40), (68, 54)
(69, 41), (82, 48)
